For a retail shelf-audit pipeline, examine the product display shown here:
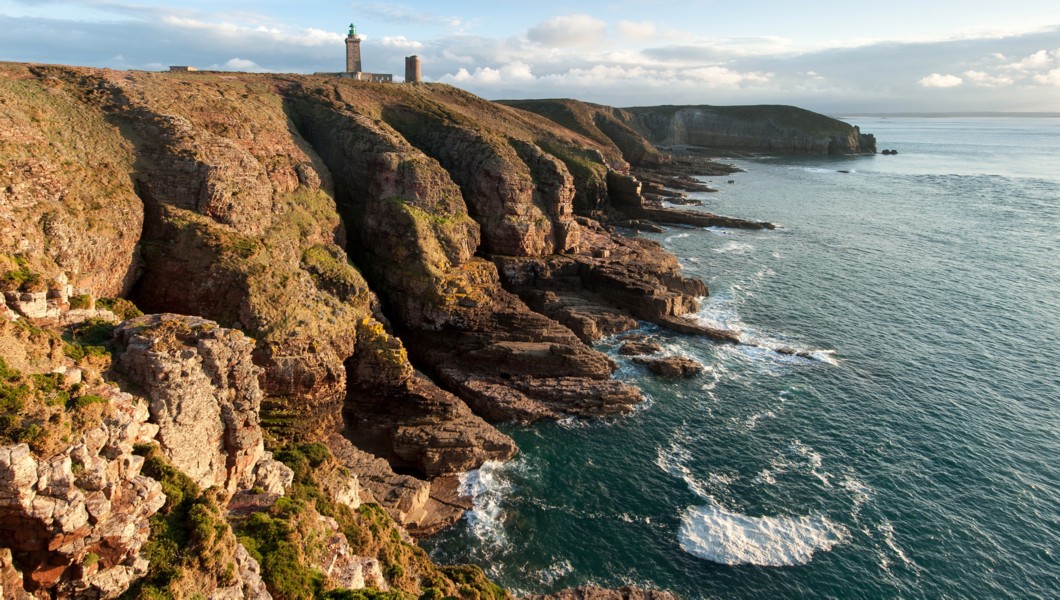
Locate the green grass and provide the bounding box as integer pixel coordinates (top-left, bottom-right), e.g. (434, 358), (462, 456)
(97, 297), (144, 320)
(124, 445), (240, 599)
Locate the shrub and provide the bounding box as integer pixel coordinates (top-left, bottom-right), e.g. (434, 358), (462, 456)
(97, 297), (144, 320)
(127, 446), (240, 599)
(69, 294), (92, 310)
(63, 319), (115, 361)
(0, 255), (34, 292)
(67, 394), (107, 410)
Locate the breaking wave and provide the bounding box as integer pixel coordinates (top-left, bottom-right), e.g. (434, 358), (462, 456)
(679, 502), (849, 566)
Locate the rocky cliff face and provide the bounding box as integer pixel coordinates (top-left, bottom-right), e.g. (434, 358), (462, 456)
(627, 104), (876, 155)
(0, 62), (784, 598)
(0, 388), (164, 597)
(112, 314), (293, 501)
(503, 99), (876, 157)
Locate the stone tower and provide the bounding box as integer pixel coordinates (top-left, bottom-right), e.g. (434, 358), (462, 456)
(345, 23), (362, 73)
(405, 55), (422, 83)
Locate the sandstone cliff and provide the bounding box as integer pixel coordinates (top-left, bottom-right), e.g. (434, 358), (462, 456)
(0, 62), (790, 598)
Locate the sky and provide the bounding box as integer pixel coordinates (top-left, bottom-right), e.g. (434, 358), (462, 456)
(2, 0), (1059, 113)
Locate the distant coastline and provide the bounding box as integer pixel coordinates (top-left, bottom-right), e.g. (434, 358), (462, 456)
(837, 112), (1060, 118)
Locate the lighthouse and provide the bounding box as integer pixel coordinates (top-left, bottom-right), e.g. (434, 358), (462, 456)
(345, 23), (362, 73)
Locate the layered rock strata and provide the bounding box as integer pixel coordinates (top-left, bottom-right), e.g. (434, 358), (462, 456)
(0, 63), (837, 598)
(0, 389), (164, 597)
(112, 314), (293, 501)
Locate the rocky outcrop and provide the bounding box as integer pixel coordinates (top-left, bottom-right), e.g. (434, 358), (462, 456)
(1, 64), (797, 599)
(633, 356), (704, 378)
(317, 516), (388, 590)
(113, 314), (293, 502)
(287, 84), (642, 423)
(627, 105), (876, 155)
(606, 172), (774, 231)
(525, 586), (678, 600)
(493, 218), (714, 346)
(619, 339), (663, 356)
(382, 106), (579, 256)
(0, 65), (143, 299)
(0, 389), (165, 598)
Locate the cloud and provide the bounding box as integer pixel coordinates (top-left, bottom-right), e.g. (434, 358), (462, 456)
(442, 62), (535, 85)
(161, 16), (343, 47)
(919, 73), (963, 88)
(349, 2), (464, 27)
(963, 70), (1014, 87)
(439, 61), (771, 93)
(1006, 49), (1057, 71)
(201, 58), (275, 72)
(617, 20), (656, 41)
(380, 36), (424, 50)
(527, 15), (607, 47)
(1033, 68), (1060, 86)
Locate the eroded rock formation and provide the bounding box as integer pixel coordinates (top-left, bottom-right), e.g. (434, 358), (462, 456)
(0, 389), (164, 598)
(0, 62), (867, 598)
(112, 314), (293, 501)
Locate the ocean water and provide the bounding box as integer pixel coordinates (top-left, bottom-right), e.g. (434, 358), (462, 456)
(423, 118), (1060, 599)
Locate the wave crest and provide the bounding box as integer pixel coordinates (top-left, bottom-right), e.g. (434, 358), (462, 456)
(679, 503), (848, 566)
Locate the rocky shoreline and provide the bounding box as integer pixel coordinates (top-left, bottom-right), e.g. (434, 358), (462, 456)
(1, 62), (870, 599)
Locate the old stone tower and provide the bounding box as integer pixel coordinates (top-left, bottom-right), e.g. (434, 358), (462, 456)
(405, 55), (422, 83)
(345, 23), (362, 73)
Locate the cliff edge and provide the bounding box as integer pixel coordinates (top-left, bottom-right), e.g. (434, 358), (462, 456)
(1, 62), (812, 598)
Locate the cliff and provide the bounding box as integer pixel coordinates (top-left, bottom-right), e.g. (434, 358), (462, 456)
(1, 62), (794, 598)
(501, 100), (876, 157)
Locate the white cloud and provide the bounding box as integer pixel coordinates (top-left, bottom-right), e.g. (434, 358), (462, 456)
(204, 57), (274, 72)
(617, 20), (657, 41)
(224, 58), (258, 69)
(1033, 68), (1060, 86)
(440, 61), (770, 92)
(527, 15), (607, 47)
(962, 70), (1014, 87)
(349, 2), (464, 27)
(919, 73), (963, 88)
(161, 16), (343, 47)
(1006, 49), (1056, 71)
(380, 36), (424, 50)
(441, 61), (535, 85)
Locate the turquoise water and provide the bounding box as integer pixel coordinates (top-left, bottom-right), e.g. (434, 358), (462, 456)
(424, 118), (1060, 598)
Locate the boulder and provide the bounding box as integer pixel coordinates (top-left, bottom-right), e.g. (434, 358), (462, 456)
(633, 356), (704, 379)
(619, 340), (663, 356)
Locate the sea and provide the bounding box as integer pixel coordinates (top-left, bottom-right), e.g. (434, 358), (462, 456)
(423, 118), (1060, 599)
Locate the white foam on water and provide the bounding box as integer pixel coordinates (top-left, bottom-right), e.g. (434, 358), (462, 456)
(690, 287), (839, 366)
(713, 241), (756, 255)
(678, 502), (849, 566)
(458, 460), (516, 552)
(538, 559), (574, 585)
(703, 226), (734, 235)
(791, 440), (833, 487)
(744, 409), (777, 430)
(841, 476), (873, 513)
(655, 434), (712, 500)
(877, 520), (916, 571)
(755, 469), (777, 485)
(664, 232), (691, 243)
